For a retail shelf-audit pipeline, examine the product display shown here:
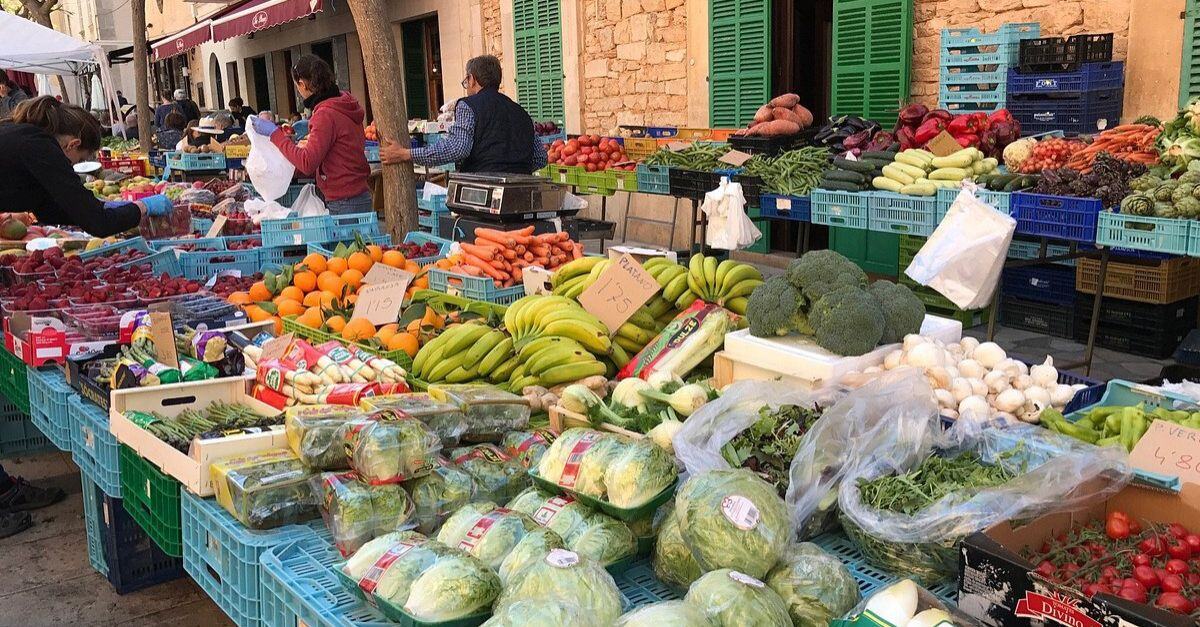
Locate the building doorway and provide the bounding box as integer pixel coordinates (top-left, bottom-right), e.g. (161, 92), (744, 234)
(249, 56), (271, 112)
(311, 40), (334, 68)
(226, 61), (241, 100)
(281, 49), (298, 116)
(400, 15), (443, 120)
(210, 54), (225, 109)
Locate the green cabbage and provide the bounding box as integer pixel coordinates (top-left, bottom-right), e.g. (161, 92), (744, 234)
(494, 549), (622, 625)
(344, 417), (440, 485)
(506, 487), (635, 565)
(403, 551), (501, 621)
(481, 599), (585, 626)
(677, 469), (790, 579)
(537, 428), (623, 499)
(604, 438), (677, 508)
(615, 601), (715, 626)
(312, 472), (414, 556)
(450, 444), (529, 504)
(497, 527), (566, 584)
(341, 531), (443, 603)
(434, 502), (539, 571)
(684, 569), (791, 627)
(653, 503), (702, 589)
(402, 460), (475, 534)
(766, 543), (861, 626)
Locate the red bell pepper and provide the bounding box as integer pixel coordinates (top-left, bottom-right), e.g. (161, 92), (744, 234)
(946, 116), (972, 137)
(956, 133), (978, 147)
(914, 118), (945, 145)
(968, 112), (990, 133)
(989, 108), (1014, 125)
(922, 109), (953, 123)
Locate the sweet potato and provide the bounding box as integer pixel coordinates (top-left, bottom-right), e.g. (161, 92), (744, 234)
(752, 119), (801, 136)
(753, 105), (773, 124)
(772, 107), (803, 125)
(792, 104), (814, 129)
(768, 93), (801, 108)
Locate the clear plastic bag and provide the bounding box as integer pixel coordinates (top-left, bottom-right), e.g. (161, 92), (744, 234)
(536, 428), (677, 508)
(506, 487), (636, 566)
(786, 368), (939, 540)
(344, 416), (441, 485)
(684, 568), (791, 627)
(290, 183), (326, 216)
(210, 449), (317, 529)
(429, 384), (531, 441)
(435, 502), (541, 571)
(493, 549), (622, 626)
(313, 472), (415, 557)
(362, 393), (468, 448)
(449, 444), (529, 504)
(837, 421), (1132, 585)
(500, 428), (559, 469)
(285, 404), (363, 470)
(765, 543), (861, 626)
(246, 128), (295, 202)
(402, 459), (477, 534)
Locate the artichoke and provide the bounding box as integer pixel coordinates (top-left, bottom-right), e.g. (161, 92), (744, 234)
(1129, 173), (1162, 192)
(1154, 183), (1179, 202)
(1155, 201), (1180, 218)
(1181, 170), (1200, 186)
(1177, 196), (1200, 219)
(1173, 183), (1198, 204)
(1120, 193), (1155, 217)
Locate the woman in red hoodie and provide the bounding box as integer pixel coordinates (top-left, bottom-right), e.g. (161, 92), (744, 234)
(250, 54), (371, 215)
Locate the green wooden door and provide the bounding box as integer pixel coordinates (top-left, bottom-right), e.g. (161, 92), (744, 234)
(401, 21), (429, 120)
(513, 0), (564, 120)
(830, 0), (912, 127)
(709, 0), (771, 127)
(1181, 0), (1200, 107)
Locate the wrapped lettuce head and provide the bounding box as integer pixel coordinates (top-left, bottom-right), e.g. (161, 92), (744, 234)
(312, 472), (415, 556)
(481, 599), (586, 626)
(507, 487), (635, 566)
(402, 459), (475, 534)
(685, 569), (792, 627)
(766, 543), (861, 626)
(364, 393), (468, 448)
(604, 437), (677, 508)
(341, 531), (441, 605)
(434, 502), (540, 571)
(403, 550), (501, 621)
(285, 405), (361, 470)
(497, 527), (565, 585)
(341, 530), (424, 581)
(495, 549), (622, 625)
(501, 428), (559, 469)
(344, 417), (440, 485)
(653, 503), (702, 590)
(450, 444), (529, 504)
(615, 601), (716, 627)
(536, 428), (623, 499)
(677, 469), (790, 579)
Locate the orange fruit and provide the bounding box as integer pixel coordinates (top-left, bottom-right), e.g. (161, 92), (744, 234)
(245, 304), (272, 323)
(319, 291), (339, 308)
(317, 271), (345, 296)
(248, 281), (271, 302)
(301, 253), (327, 274)
(341, 268), (364, 290)
(297, 306), (324, 328)
(325, 315), (347, 333)
(271, 316), (283, 335)
(404, 261), (420, 274)
(381, 250), (406, 268)
(347, 252), (373, 274)
(365, 245), (384, 263)
(376, 323), (399, 344)
(421, 307), (445, 330)
(387, 332), (419, 357)
(327, 257), (348, 275)
(302, 291), (324, 307)
(227, 291), (252, 306)
(276, 299), (305, 317)
(293, 270), (317, 293)
(278, 286), (305, 302)
(342, 318), (376, 341)
(405, 319), (422, 334)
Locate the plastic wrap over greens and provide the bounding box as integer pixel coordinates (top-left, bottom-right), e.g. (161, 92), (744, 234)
(496, 527), (564, 584)
(494, 549), (622, 625)
(500, 428), (559, 469)
(362, 393), (468, 448)
(285, 405), (362, 470)
(450, 444), (529, 504)
(615, 600), (715, 626)
(537, 428), (677, 508)
(401, 459), (476, 534)
(507, 487), (636, 566)
(685, 569), (791, 627)
(429, 383), (531, 440)
(312, 472), (415, 556)
(676, 469), (790, 579)
(480, 599), (586, 626)
(343, 416), (440, 485)
(653, 503), (702, 589)
(210, 449), (317, 530)
(434, 502), (540, 571)
(765, 543), (861, 625)
(605, 437), (678, 508)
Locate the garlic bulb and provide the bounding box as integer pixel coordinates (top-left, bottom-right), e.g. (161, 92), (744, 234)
(950, 378), (973, 403)
(984, 370), (1011, 393)
(934, 389), (956, 408)
(1049, 384), (1075, 407)
(903, 334), (927, 352)
(883, 349), (903, 370)
(1030, 356), (1058, 388)
(974, 342), (1007, 368)
(957, 359), (986, 379)
(994, 388), (1025, 413)
(906, 343), (945, 368)
(1012, 374), (1033, 391)
(968, 378), (988, 397)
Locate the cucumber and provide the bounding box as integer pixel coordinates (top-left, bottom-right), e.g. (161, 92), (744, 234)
(819, 180), (863, 192)
(861, 150), (899, 161)
(825, 169), (868, 184)
(831, 158), (877, 173)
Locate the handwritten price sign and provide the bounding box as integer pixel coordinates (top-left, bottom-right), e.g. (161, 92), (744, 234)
(1129, 421), (1200, 486)
(351, 280), (409, 326)
(578, 253), (660, 333)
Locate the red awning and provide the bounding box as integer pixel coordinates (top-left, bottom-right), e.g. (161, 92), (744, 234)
(210, 0), (323, 42)
(151, 21), (212, 61)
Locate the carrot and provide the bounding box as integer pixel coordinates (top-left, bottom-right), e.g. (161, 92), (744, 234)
(501, 249), (517, 261)
(474, 228), (515, 247)
(572, 244), (583, 259)
(523, 251), (534, 262)
(462, 253), (505, 280)
(515, 244), (526, 255)
(488, 258), (506, 270)
(533, 257), (550, 267)
(460, 243), (500, 260)
(511, 267), (523, 281)
(503, 226), (535, 237)
(458, 265), (483, 277)
(530, 245), (550, 256)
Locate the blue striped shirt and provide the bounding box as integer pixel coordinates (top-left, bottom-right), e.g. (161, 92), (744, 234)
(410, 101), (548, 171)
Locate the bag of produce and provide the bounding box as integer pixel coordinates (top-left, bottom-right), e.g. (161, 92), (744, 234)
(840, 579), (967, 626)
(450, 444), (529, 504)
(361, 393), (468, 447)
(508, 487), (636, 566)
(434, 502), (549, 572)
(343, 415), (440, 485)
(401, 458), (476, 534)
(674, 469), (790, 580)
(210, 449), (318, 529)
(838, 422), (1131, 585)
(652, 503), (702, 590)
(496, 527), (563, 585)
(312, 472), (415, 557)
(536, 428), (677, 509)
(764, 543), (860, 625)
(618, 301), (735, 381)
(428, 384), (531, 441)
(494, 549), (623, 625)
(684, 569), (791, 627)
(500, 428), (559, 469)
(340, 531), (500, 622)
(614, 601), (715, 627)
(285, 405), (363, 470)
(481, 599), (585, 626)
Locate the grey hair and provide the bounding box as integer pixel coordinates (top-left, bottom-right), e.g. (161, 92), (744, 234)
(465, 55), (502, 89)
(212, 111), (233, 128)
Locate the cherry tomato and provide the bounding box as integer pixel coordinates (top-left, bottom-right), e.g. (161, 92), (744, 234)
(1063, 563), (1082, 577)
(1168, 541), (1192, 560)
(1102, 566), (1121, 581)
(1188, 572), (1200, 586)
(1169, 523), (1190, 539)
(1106, 517), (1131, 540)
(1129, 520), (1143, 535)
(1185, 534), (1200, 553)
(1109, 510), (1130, 523)
(1118, 584), (1148, 604)
(1081, 583), (1107, 597)
(1166, 558), (1190, 574)
(1133, 553), (1152, 567)
(1035, 560), (1056, 578)
(1162, 573), (1185, 593)
(1134, 565), (1160, 589)
(1139, 536), (1166, 557)
(1155, 592), (1195, 615)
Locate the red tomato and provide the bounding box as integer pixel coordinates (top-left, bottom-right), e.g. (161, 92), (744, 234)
(1185, 534), (1200, 553)
(1168, 540), (1192, 561)
(1106, 517), (1131, 540)
(1170, 523), (1190, 539)
(1134, 565), (1160, 589)
(564, 155), (578, 166)
(1166, 558), (1190, 574)
(1139, 536), (1166, 557)
(1162, 574), (1185, 593)
(551, 139), (564, 149)
(1155, 592), (1195, 614)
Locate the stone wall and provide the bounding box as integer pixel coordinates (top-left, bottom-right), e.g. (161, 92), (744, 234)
(912, 0), (1132, 106)
(579, 0), (690, 134)
(482, 0), (504, 60)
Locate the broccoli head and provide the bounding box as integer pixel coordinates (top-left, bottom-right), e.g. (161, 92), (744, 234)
(745, 276), (811, 338)
(785, 250), (868, 301)
(808, 286), (885, 356)
(867, 280), (926, 344)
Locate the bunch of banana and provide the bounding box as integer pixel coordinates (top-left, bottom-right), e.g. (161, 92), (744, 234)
(504, 335), (608, 392)
(503, 294), (611, 356)
(686, 254), (762, 315)
(551, 257), (609, 299)
(411, 321), (514, 384)
(644, 257), (695, 310)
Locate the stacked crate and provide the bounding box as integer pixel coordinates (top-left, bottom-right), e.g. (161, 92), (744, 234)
(998, 265), (1078, 338)
(940, 23), (1041, 113)
(1007, 34), (1121, 134)
(1075, 256), (1200, 358)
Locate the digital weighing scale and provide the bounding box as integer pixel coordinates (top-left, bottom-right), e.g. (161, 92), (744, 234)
(445, 172), (571, 223)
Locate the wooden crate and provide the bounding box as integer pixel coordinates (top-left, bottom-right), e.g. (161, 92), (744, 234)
(547, 404), (643, 440)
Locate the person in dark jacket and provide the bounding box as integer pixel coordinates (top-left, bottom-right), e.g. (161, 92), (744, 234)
(378, 55), (546, 174)
(0, 73), (30, 120)
(173, 88), (201, 124)
(0, 96), (173, 236)
(250, 54), (370, 214)
(156, 110), (186, 149)
(153, 90), (175, 129)
(228, 97), (256, 128)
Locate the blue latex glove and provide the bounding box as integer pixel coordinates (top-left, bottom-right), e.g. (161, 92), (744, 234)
(140, 194), (173, 217)
(250, 115), (278, 136)
(101, 200), (126, 210)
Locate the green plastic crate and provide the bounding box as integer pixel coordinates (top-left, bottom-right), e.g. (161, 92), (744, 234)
(745, 206), (771, 254)
(118, 445), (183, 557)
(280, 317), (413, 372)
(0, 348), (29, 415)
(576, 171), (617, 196)
(830, 226), (899, 277)
(0, 397), (48, 458)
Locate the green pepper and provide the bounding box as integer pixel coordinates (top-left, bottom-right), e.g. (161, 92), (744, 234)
(1152, 407), (1190, 423)
(1088, 406), (1123, 422)
(1122, 413), (1146, 452)
(1185, 415), (1200, 430)
(1096, 435), (1123, 448)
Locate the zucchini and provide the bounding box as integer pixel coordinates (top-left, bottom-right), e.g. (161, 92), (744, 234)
(896, 152), (932, 169)
(891, 161), (927, 180)
(820, 180), (864, 192)
(930, 180), (960, 189)
(1004, 175), (1034, 192)
(861, 150), (899, 161)
(831, 158), (877, 173)
(900, 181), (937, 196)
(981, 157), (999, 171)
(930, 149), (976, 169)
(825, 169), (868, 184)
(860, 158), (895, 169)
(872, 176), (905, 193)
(882, 164), (915, 185)
(930, 167), (970, 181)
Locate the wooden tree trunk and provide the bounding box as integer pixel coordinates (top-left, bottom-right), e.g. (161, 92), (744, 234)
(18, 1), (69, 104)
(131, 0), (152, 146)
(345, 0), (417, 237)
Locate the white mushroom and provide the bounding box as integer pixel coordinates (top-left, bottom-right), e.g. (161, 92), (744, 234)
(1030, 356), (1058, 388)
(995, 358), (1025, 378)
(1024, 386), (1051, 409)
(1012, 374), (1033, 391)
(1050, 384), (1076, 407)
(950, 378), (974, 403)
(903, 334), (927, 352)
(974, 342), (1007, 368)
(863, 365), (882, 374)
(994, 388), (1026, 413)
(959, 336), (980, 356)
(907, 343), (945, 368)
(984, 370), (1011, 394)
(926, 366), (952, 389)
(934, 389), (956, 408)
(968, 378), (989, 397)
(957, 359), (986, 380)
(942, 409), (959, 421)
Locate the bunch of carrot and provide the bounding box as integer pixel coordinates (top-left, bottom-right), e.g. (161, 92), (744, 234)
(453, 226), (584, 287)
(1066, 124), (1162, 173)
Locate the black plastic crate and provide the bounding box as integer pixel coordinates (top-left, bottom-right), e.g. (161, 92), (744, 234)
(668, 167), (738, 200)
(1073, 33), (1114, 65)
(1075, 322), (1190, 359)
(88, 480), (185, 594)
(1000, 265), (1077, 306)
(1019, 33), (1113, 73)
(1145, 363), (1200, 384)
(1074, 294), (1198, 330)
(1008, 88), (1123, 135)
(728, 133), (804, 156)
(734, 174), (764, 208)
(1000, 295), (1075, 338)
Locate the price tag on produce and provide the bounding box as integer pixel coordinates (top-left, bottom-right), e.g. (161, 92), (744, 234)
(577, 253), (660, 333)
(666, 141), (690, 152)
(259, 333), (294, 363)
(925, 131), (962, 157)
(362, 263), (413, 286)
(522, 266), (553, 296)
(1129, 421), (1200, 487)
(148, 311), (179, 368)
(204, 214), (227, 238)
(719, 150), (753, 167)
(352, 280), (409, 326)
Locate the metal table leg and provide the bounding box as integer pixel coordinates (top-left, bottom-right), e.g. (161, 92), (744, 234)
(620, 193), (632, 241)
(689, 198), (699, 254)
(697, 198), (707, 255)
(1080, 248), (1110, 376)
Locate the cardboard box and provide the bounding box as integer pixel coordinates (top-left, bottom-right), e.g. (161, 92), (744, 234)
(958, 482), (1200, 627)
(606, 245), (677, 264)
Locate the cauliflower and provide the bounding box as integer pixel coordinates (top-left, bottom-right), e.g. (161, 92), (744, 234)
(784, 250), (867, 301)
(745, 276), (811, 338)
(808, 285), (885, 356)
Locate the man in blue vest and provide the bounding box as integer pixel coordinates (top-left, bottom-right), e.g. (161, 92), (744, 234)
(379, 55), (547, 174)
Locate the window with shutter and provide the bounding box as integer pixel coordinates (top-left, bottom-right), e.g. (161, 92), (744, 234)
(1181, 0), (1200, 107)
(513, 0), (564, 120)
(709, 0), (771, 127)
(830, 0), (912, 127)
(401, 21), (430, 120)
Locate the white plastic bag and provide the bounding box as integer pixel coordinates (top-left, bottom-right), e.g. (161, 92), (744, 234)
(246, 129), (295, 202)
(904, 186), (1014, 310)
(243, 198), (290, 223)
(701, 178), (760, 250)
(291, 183), (327, 217)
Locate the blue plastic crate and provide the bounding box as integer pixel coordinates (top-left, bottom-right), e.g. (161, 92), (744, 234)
(260, 535), (391, 627)
(148, 237), (225, 252)
(259, 245), (309, 269)
(612, 559), (683, 609)
(1096, 211), (1192, 257)
(1008, 88), (1124, 135)
(935, 186), (1011, 218)
(328, 212), (382, 241)
(1001, 264), (1077, 305)
(0, 396), (48, 458)
(942, 98), (1007, 114)
(1007, 61), (1125, 95)
(81, 472), (108, 577)
(939, 85), (1007, 103)
(261, 214), (334, 248)
(166, 151), (227, 171)
(26, 366), (72, 451)
(91, 476), (185, 594)
(182, 491), (321, 627)
(538, 130), (567, 145)
(868, 192), (940, 236)
(941, 23), (1040, 48)
(118, 248), (183, 277)
(417, 212), (440, 236)
(244, 183), (306, 207)
(148, 150), (166, 169)
(940, 46), (1019, 67)
(79, 236), (154, 261)
(417, 193), (448, 213)
(812, 189), (870, 230)
(70, 394), (121, 498)
(940, 68), (1009, 85)
(813, 531), (957, 605)
(192, 217), (214, 234)
(635, 163), (670, 195)
(402, 231), (453, 265)
(179, 247), (262, 281)
(759, 193), (811, 222)
(428, 268), (524, 305)
(1011, 192), (1104, 243)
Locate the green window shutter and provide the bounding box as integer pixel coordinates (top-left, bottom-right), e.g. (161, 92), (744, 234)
(1181, 0), (1200, 107)
(513, 0), (563, 120)
(709, 0), (770, 128)
(401, 21), (429, 120)
(830, 0), (912, 128)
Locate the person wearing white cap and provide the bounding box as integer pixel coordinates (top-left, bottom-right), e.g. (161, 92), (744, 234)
(181, 116), (223, 150)
(173, 88), (200, 124)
